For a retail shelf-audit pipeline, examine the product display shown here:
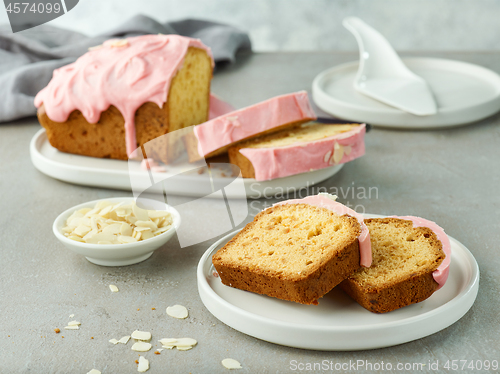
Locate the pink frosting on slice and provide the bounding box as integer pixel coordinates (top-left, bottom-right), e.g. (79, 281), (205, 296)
(275, 195), (372, 267)
(34, 35), (214, 158)
(193, 91), (317, 157)
(391, 216), (451, 289)
(209, 94), (236, 120)
(240, 124), (365, 181)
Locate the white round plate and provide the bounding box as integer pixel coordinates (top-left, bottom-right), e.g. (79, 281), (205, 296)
(312, 57), (500, 128)
(30, 129), (343, 199)
(197, 214), (479, 351)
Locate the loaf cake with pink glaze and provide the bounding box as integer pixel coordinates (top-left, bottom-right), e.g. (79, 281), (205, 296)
(340, 216), (451, 313)
(228, 123), (365, 180)
(212, 194), (372, 305)
(184, 91), (317, 162)
(35, 35), (214, 163)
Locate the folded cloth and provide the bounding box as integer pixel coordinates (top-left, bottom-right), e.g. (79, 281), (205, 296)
(0, 14), (251, 123)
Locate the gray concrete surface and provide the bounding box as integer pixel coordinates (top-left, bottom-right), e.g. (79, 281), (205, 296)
(1, 51), (499, 373)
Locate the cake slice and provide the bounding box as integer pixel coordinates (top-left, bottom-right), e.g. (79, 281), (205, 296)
(184, 91), (317, 162)
(212, 194), (372, 305)
(228, 123), (365, 180)
(340, 217), (450, 313)
(35, 35), (214, 163)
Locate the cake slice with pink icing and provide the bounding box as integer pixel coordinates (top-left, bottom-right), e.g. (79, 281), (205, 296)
(185, 91), (317, 161)
(229, 123), (365, 181)
(340, 214), (450, 313)
(275, 193), (372, 267)
(390, 216), (451, 289)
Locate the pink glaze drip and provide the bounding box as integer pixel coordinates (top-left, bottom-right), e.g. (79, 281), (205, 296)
(275, 195), (372, 267)
(34, 35), (214, 158)
(193, 91), (317, 157)
(391, 216), (451, 289)
(209, 94), (236, 120)
(240, 124), (365, 181)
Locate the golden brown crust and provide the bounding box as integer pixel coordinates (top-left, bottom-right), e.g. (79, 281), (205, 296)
(212, 204), (362, 305)
(227, 145), (255, 178)
(38, 47), (212, 164)
(340, 217), (445, 313)
(340, 271), (439, 313)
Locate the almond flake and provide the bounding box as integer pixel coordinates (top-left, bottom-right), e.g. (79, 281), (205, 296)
(69, 314), (74, 318)
(135, 221), (157, 230)
(102, 223), (123, 234)
(109, 285), (119, 293)
(141, 231), (154, 240)
(332, 142), (344, 164)
(131, 330), (151, 341)
(68, 236), (85, 242)
(74, 224), (91, 237)
(118, 335), (131, 344)
(64, 326), (79, 330)
(148, 210), (170, 219)
(137, 356), (149, 372)
(120, 223), (133, 236)
(134, 226), (152, 232)
(323, 150), (332, 163)
(222, 358), (242, 369)
(67, 321), (81, 326)
(158, 338), (177, 345)
(166, 305), (188, 319)
(176, 338), (197, 346)
(131, 341), (152, 352)
(132, 203), (149, 221)
(109, 338), (119, 344)
(86, 370), (101, 374)
(177, 346), (192, 351)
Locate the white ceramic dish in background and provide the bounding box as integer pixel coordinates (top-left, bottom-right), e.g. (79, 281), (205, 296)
(53, 197), (181, 266)
(197, 214), (479, 351)
(31, 129), (344, 199)
(312, 57), (500, 128)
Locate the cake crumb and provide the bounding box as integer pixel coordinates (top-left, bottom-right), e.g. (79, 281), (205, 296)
(54, 328), (60, 334)
(135, 360), (139, 364)
(137, 308), (140, 311)
(61, 336), (65, 338)
(154, 351), (160, 355)
(151, 308), (156, 310)
(91, 337), (94, 339)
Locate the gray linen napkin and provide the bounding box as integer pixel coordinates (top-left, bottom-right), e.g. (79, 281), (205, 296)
(0, 14), (251, 122)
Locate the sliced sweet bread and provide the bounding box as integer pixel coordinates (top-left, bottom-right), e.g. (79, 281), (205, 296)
(184, 91), (317, 162)
(212, 202), (362, 305)
(36, 35), (213, 164)
(228, 123), (365, 180)
(340, 217), (446, 313)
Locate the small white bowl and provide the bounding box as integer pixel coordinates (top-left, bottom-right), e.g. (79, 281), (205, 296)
(53, 197), (181, 266)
